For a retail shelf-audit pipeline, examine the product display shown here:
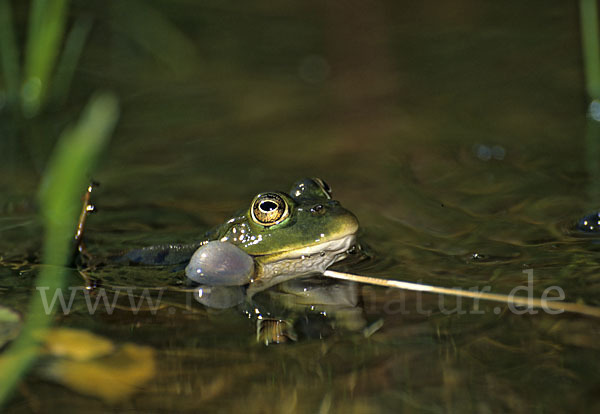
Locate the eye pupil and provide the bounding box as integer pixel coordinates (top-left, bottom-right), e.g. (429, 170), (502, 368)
(260, 200), (278, 212)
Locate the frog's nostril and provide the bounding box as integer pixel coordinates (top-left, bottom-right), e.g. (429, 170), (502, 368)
(311, 204), (326, 215)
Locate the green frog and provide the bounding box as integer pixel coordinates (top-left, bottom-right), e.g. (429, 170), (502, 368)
(187, 178), (358, 291)
(117, 177), (359, 291)
(91, 178), (366, 343)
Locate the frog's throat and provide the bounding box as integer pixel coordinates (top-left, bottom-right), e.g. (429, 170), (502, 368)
(247, 233), (356, 296)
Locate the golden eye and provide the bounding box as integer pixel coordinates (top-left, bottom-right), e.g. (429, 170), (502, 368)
(251, 193), (289, 226)
(313, 177), (332, 199)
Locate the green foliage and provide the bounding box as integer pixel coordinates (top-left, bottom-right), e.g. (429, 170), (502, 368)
(0, 93), (119, 409)
(22, 0), (70, 116)
(0, 0), (92, 117)
(580, 0), (600, 101)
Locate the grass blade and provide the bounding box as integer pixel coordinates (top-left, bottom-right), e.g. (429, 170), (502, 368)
(0, 93), (119, 409)
(22, 0), (70, 117)
(580, 0), (600, 100)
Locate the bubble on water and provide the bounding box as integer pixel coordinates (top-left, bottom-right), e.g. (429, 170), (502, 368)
(475, 144), (492, 161)
(474, 144), (506, 161)
(491, 145), (505, 160)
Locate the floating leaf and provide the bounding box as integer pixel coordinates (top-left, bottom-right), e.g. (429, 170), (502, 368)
(41, 329), (156, 404)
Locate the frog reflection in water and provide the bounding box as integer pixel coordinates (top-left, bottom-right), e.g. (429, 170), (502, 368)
(114, 178), (367, 343)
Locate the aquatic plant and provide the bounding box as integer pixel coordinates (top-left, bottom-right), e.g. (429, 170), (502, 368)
(0, 0), (91, 117)
(0, 0), (195, 119)
(580, 0), (600, 101)
(580, 0), (600, 202)
(0, 93), (119, 409)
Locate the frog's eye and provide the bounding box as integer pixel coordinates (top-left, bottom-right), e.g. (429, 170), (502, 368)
(251, 193), (289, 226)
(313, 177), (332, 199)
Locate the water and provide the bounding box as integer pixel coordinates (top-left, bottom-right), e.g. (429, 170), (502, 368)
(2, 1), (600, 412)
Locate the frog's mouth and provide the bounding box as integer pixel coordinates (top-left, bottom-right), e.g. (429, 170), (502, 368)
(267, 233), (357, 261)
(247, 232), (357, 296)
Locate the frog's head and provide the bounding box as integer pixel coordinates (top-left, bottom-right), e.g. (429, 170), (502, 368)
(209, 178), (359, 291)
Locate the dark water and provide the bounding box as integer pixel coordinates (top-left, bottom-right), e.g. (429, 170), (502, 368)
(2, 0), (600, 412)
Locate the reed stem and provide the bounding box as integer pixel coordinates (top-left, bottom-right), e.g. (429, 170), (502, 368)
(323, 270), (600, 318)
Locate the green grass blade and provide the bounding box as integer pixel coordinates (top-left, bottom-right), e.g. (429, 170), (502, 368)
(0, 93), (119, 409)
(580, 0), (600, 100)
(22, 0), (70, 117)
(26, 0), (46, 57)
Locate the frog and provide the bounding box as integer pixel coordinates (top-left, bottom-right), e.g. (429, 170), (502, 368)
(575, 211), (600, 233)
(83, 178), (368, 343)
(186, 177), (359, 292)
(115, 177), (359, 289)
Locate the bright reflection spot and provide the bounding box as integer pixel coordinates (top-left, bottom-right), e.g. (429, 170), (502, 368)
(475, 144), (492, 161)
(491, 145), (505, 160)
(590, 100), (600, 122)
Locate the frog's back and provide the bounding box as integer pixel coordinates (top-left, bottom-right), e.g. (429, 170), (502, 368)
(111, 243), (201, 266)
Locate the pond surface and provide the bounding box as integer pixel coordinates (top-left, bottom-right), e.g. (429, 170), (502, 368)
(2, 0), (600, 412)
